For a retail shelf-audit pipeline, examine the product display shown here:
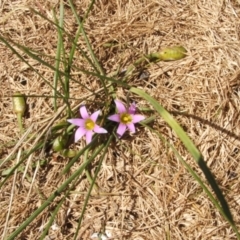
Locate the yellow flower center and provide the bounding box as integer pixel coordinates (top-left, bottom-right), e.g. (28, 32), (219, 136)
(120, 113), (132, 124)
(85, 119), (95, 130)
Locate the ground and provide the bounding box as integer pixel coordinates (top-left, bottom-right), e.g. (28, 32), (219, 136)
(1, 0), (240, 239)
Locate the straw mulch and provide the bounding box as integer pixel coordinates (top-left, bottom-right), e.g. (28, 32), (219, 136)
(1, 0), (240, 239)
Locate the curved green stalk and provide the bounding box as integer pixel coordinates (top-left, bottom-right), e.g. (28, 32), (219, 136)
(131, 87), (239, 237)
(16, 113), (24, 134)
(143, 123), (240, 238)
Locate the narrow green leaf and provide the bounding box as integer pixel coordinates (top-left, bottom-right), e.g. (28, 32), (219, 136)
(131, 87), (234, 225)
(142, 123), (240, 238)
(6, 142), (105, 239)
(52, 1), (65, 111)
(73, 135), (113, 240)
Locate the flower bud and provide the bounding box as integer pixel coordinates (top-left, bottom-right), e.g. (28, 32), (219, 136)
(158, 46), (187, 61)
(12, 92), (26, 115)
(52, 136), (67, 152)
(62, 149), (76, 158)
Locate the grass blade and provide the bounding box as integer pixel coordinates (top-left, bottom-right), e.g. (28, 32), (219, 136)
(73, 134), (113, 240)
(52, 1), (65, 111)
(68, 0), (104, 75)
(142, 122), (240, 238)
(131, 87), (234, 225)
(6, 142), (106, 239)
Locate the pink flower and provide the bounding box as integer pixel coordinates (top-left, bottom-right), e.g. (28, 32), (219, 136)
(108, 100), (145, 137)
(67, 106), (107, 144)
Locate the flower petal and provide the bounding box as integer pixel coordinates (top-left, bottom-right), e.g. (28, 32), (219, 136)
(132, 114), (145, 123)
(108, 114), (120, 122)
(85, 130), (93, 144)
(128, 102), (136, 114)
(67, 118), (85, 127)
(127, 122), (136, 133)
(115, 100), (126, 113)
(90, 110), (100, 122)
(94, 125), (108, 134)
(80, 106), (89, 119)
(117, 123), (127, 137)
(74, 127), (87, 142)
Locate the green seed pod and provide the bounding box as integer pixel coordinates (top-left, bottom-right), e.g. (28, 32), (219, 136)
(12, 92), (26, 115)
(62, 149), (76, 158)
(13, 92), (26, 133)
(52, 136), (67, 152)
(158, 46), (187, 61)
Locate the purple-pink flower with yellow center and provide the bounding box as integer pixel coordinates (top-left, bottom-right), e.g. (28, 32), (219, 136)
(67, 106), (107, 144)
(108, 100), (145, 137)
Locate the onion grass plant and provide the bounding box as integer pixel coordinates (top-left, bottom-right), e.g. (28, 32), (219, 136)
(0, 0), (239, 239)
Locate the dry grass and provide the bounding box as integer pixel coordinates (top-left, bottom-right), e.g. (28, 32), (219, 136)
(1, 0), (240, 239)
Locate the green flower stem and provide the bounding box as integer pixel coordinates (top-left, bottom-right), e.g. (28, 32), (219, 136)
(84, 148), (99, 192)
(123, 52), (161, 81)
(16, 113), (24, 134)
